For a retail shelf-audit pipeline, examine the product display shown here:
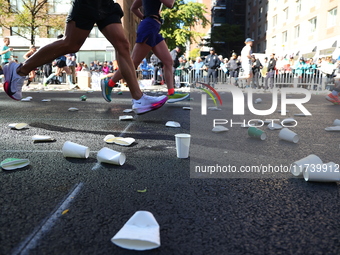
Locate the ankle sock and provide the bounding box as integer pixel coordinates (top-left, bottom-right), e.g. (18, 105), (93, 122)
(168, 88), (175, 95)
(108, 79), (116, 87)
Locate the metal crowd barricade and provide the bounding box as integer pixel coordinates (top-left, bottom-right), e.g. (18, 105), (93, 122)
(136, 67), (335, 91)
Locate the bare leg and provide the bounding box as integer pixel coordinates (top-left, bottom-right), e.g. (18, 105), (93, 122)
(18, 21), (89, 76)
(152, 41), (174, 90)
(101, 23), (143, 100)
(109, 42), (151, 83)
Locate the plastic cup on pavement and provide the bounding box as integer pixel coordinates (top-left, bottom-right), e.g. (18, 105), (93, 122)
(333, 119), (340, 126)
(290, 154), (323, 177)
(111, 211), (160, 251)
(175, 134), (191, 158)
(279, 128), (299, 143)
(248, 127), (266, 140)
(62, 141), (89, 158)
(97, 147), (126, 165)
(303, 162), (340, 182)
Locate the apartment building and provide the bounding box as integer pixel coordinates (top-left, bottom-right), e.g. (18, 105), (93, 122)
(210, 0), (247, 57)
(0, 0), (137, 65)
(246, 0), (340, 59)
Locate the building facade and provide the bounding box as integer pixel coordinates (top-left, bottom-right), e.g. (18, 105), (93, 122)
(246, 0), (340, 60)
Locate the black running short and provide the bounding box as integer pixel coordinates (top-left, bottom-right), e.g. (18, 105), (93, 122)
(66, 0), (124, 31)
(56, 59), (67, 68)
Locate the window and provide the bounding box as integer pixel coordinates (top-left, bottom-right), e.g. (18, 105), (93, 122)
(272, 36), (277, 47)
(296, 0), (301, 13)
(294, 25), (300, 39)
(309, 17), (317, 33)
(284, 7), (289, 20)
(257, 43), (261, 53)
(253, 0), (257, 6)
(258, 26), (262, 37)
(11, 0), (25, 12)
(49, 0), (71, 14)
(259, 7), (263, 19)
(47, 27), (64, 38)
(273, 15), (277, 27)
(328, 8), (337, 27)
(282, 31), (288, 43)
(89, 27), (104, 38)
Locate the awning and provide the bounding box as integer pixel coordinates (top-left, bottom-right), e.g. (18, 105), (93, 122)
(319, 47), (336, 56)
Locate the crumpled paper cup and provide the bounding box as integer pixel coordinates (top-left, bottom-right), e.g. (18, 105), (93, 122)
(9, 123), (28, 130)
(0, 158), (30, 170)
(111, 211), (160, 251)
(165, 121), (181, 128)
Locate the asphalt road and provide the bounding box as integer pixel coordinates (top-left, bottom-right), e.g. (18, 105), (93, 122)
(0, 86), (339, 255)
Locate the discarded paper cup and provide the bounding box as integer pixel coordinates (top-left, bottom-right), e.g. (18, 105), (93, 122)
(165, 121), (180, 128)
(9, 123), (28, 130)
(212, 125), (229, 133)
(97, 147), (126, 165)
(175, 134), (191, 158)
(254, 98), (262, 104)
(267, 123), (282, 130)
(0, 158), (30, 170)
(248, 127), (266, 140)
(62, 141), (89, 158)
(111, 211), (160, 251)
(290, 154), (323, 177)
(278, 128), (299, 143)
(303, 162), (340, 182)
(333, 119), (340, 126)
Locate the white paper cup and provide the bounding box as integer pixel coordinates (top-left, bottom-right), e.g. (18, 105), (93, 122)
(62, 141), (89, 158)
(175, 134), (191, 158)
(97, 147), (126, 165)
(254, 98), (262, 104)
(290, 154), (323, 177)
(111, 211), (160, 251)
(333, 119), (340, 126)
(303, 162), (340, 182)
(279, 128), (299, 143)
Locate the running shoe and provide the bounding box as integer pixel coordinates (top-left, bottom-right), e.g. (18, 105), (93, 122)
(167, 92), (190, 103)
(101, 79), (113, 102)
(3, 62), (25, 100)
(132, 94), (168, 115)
(325, 93), (340, 105)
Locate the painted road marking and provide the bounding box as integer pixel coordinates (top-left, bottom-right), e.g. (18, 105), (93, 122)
(12, 182), (84, 255)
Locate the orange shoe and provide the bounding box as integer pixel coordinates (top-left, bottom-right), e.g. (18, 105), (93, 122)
(325, 93), (340, 105)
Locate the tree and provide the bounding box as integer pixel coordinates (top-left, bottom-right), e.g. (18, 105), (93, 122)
(161, 0), (210, 50)
(0, 0), (65, 45)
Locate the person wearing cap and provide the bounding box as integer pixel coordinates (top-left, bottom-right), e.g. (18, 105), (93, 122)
(204, 47), (221, 87)
(240, 38), (254, 87)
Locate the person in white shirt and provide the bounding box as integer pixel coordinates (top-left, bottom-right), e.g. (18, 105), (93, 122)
(240, 38), (254, 87)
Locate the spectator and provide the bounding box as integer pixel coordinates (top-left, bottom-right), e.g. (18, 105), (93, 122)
(204, 47), (221, 87)
(251, 55), (263, 88)
(264, 53), (276, 89)
(227, 53), (241, 86)
(66, 53), (77, 84)
(193, 56), (204, 83)
(1, 37), (14, 66)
